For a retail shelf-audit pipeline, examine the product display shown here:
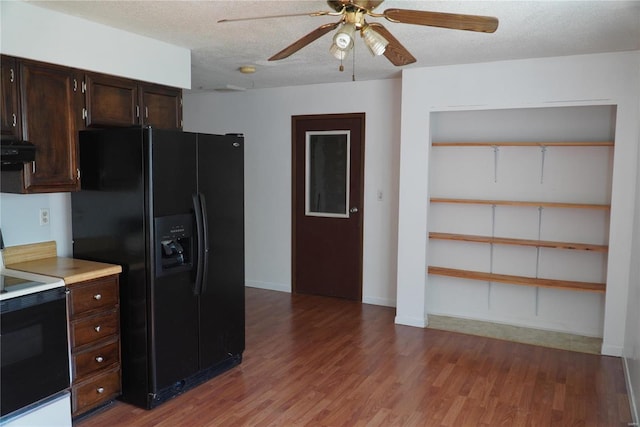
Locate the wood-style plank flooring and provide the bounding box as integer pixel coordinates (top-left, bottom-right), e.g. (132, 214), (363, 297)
(77, 287), (632, 426)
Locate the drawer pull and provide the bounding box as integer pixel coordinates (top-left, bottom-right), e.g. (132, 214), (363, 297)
(97, 387), (105, 394)
(94, 325), (101, 333)
(95, 356), (104, 363)
(93, 294), (102, 300)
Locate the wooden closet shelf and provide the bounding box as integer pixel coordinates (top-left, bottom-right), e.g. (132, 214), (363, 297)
(430, 198), (610, 210)
(427, 266), (606, 293)
(431, 141), (614, 147)
(429, 232), (608, 252)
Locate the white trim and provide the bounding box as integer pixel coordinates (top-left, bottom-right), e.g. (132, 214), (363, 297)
(600, 343), (624, 357)
(624, 356), (640, 426)
(395, 315), (429, 328)
(363, 296), (396, 307)
(245, 280), (290, 293)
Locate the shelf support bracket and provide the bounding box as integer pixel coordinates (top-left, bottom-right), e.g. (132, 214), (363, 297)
(492, 145), (499, 183)
(540, 145), (547, 184)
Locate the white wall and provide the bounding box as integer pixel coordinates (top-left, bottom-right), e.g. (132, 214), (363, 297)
(0, 1), (190, 255)
(427, 106), (614, 338)
(0, 1), (190, 88)
(396, 51), (640, 356)
(183, 79), (402, 306)
(623, 85), (640, 424)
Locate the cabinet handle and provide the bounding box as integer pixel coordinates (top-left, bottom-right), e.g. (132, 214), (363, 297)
(93, 294), (102, 300)
(136, 105), (139, 118)
(82, 108), (87, 120)
(73, 79), (77, 92)
(32, 161), (36, 174)
(96, 387), (105, 394)
(10, 68), (14, 83)
(95, 356), (104, 363)
(94, 325), (101, 332)
(12, 114), (16, 127)
(145, 106), (149, 118)
(82, 81), (87, 93)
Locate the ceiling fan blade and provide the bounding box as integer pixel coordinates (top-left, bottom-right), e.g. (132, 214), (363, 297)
(368, 23), (416, 66)
(383, 8), (498, 33)
(269, 22), (341, 61)
(218, 10), (332, 23)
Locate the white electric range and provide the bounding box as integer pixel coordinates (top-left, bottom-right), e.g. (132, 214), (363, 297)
(0, 268), (72, 427)
(0, 268), (66, 300)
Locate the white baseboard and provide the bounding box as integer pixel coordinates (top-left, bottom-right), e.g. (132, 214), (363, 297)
(624, 356), (639, 426)
(363, 296), (396, 307)
(395, 315), (428, 328)
(601, 342), (624, 357)
(245, 280), (290, 293)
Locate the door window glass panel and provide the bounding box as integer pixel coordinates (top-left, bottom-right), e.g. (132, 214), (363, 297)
(305, 130), (350, 218)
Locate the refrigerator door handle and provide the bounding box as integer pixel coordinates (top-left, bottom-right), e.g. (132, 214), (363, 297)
(198, 193), (210, 294)
(192, 193), (205, 295)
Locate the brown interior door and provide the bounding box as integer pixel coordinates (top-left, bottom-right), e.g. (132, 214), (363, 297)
(292, 113), (365, 300)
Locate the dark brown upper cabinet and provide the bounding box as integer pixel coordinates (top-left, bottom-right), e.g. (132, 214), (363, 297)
(6, 60), (83, 193)
(84, 73), (182, 130)
(1, 55), (183, 194)
(140, 83), (182, 130)
(1, 55), (22, 139)
(84, 73), (138, 128)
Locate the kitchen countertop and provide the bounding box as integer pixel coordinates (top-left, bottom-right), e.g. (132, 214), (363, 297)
(6, 257), (122, 284)
(2, 241), (121, 284)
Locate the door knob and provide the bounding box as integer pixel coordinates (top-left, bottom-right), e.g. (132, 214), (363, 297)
(349, 207), (358, 213)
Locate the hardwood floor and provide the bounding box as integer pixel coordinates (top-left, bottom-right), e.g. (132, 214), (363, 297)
(77, 287), (632, 426)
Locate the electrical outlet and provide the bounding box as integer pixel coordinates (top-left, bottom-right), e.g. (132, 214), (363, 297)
(39, 208), (50, 226)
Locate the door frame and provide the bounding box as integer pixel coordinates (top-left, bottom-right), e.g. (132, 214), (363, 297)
(291, 113), (366, 299)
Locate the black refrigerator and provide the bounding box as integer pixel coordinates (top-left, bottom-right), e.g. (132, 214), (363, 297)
(71, 127), (244, 409)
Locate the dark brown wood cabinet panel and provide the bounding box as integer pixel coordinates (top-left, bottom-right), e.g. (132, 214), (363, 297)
(70, 308), (119, 348)
(1, 55), (183, 194)
(72, 366), (121, 417)
(68, 274), (121, 419)
(84, 73), (138, 127)
(18, 60), (81, 193)
(68, 275), (119, 317)
(140, 83), (182, 129)
(1, 55), (22, 139)
(73, 338), (120, 378)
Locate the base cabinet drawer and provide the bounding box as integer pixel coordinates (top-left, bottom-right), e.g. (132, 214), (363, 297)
(72, 366), (121, 416)
(68, 273), (121, 419)
(73, 339), (119, 378)
(71, 308), (119, 348)
(69, 276), (118, 316)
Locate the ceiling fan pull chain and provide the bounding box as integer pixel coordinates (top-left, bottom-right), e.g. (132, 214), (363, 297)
(352, 40), (356, 81)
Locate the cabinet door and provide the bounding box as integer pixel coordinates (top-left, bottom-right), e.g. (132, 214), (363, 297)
(20, 60), (82, 192)
(84, 73), (138, 127)
(1, 55), (22, 139)
(140, 84), (182, 130)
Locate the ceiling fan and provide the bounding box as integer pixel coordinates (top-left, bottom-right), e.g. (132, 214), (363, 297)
(218, 0), (499, 67)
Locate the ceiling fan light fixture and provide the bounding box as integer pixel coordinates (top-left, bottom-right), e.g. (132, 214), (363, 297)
(361, 25), (388, 56)
(333, 23), (356, 50)
(329, 42), (349, 60)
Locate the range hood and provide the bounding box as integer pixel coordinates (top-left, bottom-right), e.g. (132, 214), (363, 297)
(1, 135), (35, 171)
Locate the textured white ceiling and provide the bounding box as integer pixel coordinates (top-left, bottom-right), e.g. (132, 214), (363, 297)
(26, 1), (640, 92)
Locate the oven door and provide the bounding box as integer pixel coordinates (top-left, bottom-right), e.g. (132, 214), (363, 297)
(1, 287), (71, 417)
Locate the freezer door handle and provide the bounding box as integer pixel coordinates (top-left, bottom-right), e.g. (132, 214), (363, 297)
(199, 193), (210, 294)
(192, 192), (210, 295)
(192, 193), (204, 295)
